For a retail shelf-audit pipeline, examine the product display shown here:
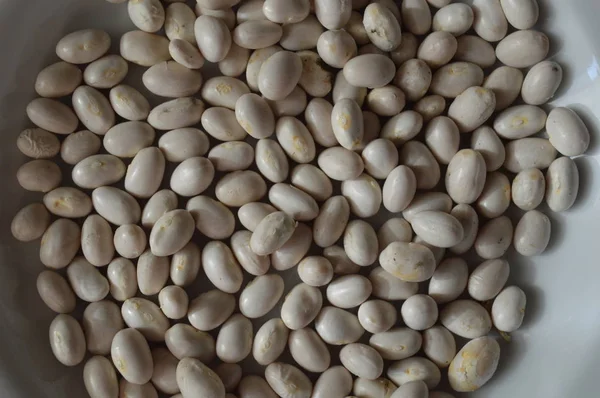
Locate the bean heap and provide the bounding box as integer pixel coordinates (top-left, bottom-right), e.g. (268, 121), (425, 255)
(11, 0), (589, 397)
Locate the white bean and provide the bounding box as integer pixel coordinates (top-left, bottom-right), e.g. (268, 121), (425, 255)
(40, 220), (81, 269)
(448, 86), (496, 133)
(128, 0), (165, 33)
(318, 146), (364, 181)
(387, 357), (441, 389)
(289, 328), (331, 373)
(512, 168), (545, 210)
(165, 3), (197, 43)
(358, 300), (397, 334)
(522, 60), (562, 105)
(122, 297), (169, 342)
(36, 270), (76, 314)
(187, 195), (235, 239)
(430, 62), (484, 99)
(315, 306), (365, 345)
(26, 98), (78, 135)
(317, 30), (357, 69)
(67, 257), (109, 302)
(158, 286), (189, 320)
(446, 149), (487, 204)
(251, 211), (297, 255)
(411, 211), (464, 248)
(84, 356), (119, 398)
(483, 66), (524, 111)
(170, 39), (205, 69)
(143, 61), (203, 98)
(202, 241), (243, 293)
(107, 258), (138, 301)
(422, 326), (456, 369)
(170, 157), (214, 197)
(501, 0), (539, 30)
(401, 294), (438, 331)
(281, 15), (324, 51)
(353, 377), (398, 398)
(448, 337), (500, 392)
(403, 192), (453, 223)
(394, 59), (432, 102)
(504, 137), (557, 173)
(312, 366), (353, 398)
(344, 220), (378, 267)
(83, 301), (124, 355)
(343, 54), (396, 88)
(166, 323), (215, 362)
(275, 116), (316, 163)
(455, 35), (496, 68)
(81, 214), (114, 267)
(92, 187), (141, 226)
(468, 259), (510, 301)
(327, 275), (372, 309)
(35, 62), (82, 98)
(109, 84), (151, 121)
(239, 274), (284, 318)
(432, 3), (474, 36)
(72, 86), (115, 135)
(84, 55), (128, 89)
(379, 242), (436, 283)
(324, 245), (361, 276)
(195, 15), (232, 62)
(424, 116), (460, 165)
(313, 196), (350, 248)
(546, 156), (579, 212)
(340, 343), (384, 380)
(547, 107), (590, 156)
(399, 141), (441, 190)
(253, 318), (289, 366)
(271, 223), (312, 271)
(265, 362), (312, 398)
(333, 70), (367, 106)
(440, 300), (492, 339)
(428, 257), (468, 304)
(237, 202), (277, 232)
(56, 29), (111, 64)
(233, 20), (283, 50)
(263, 0), (310, 23)
(496, 30), (549, 68)
(259, 51), (303, 100)
(188, 290), (236, 331)
(472, 0), (508, 42)
(176, 357), (225, 398)
(492, 286), (527, 332)
(49, 314), (86, 366)
(235, 93), (275, 139)
(514, 210), (551, 256)
(475, 216), (513, 259)
(476, 171), (511, 218)
(298, 256), (334, 287)
(471, 126), (506, 171)
(369, 266), (419, 301)
(202, 76), (251, 109)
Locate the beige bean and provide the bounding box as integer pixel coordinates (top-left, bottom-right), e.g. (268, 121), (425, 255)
(67, 257), (109, 302)
(202, 241), (244, 293)
(391, 32), (418, 66)
(231, 230), (270, 276)
(84, 356), (119, 398)
(496, 30), (549, 68)
(35, 62), (82, 98)
(165, 3), (196, 43)
(343, 54), (396, 88)
(448, 337), (500, 392)
(237, 202), (277, 232)
(233, 20), (282, 50)
(17, 128), (60, 160)
(49, 314), (86, 366)
(215, 363), (242, 393)
(432, 3), (472, 31)
(26, 98), (78, 135)
(16, 159), (61, 193)
(471, 126), (506, 172)
(195, 15), (232, 62)
(188, 289), (236, 331)
(280, 15), (324, 51)
(92, 187), (141, 226)
(271, 223), (312, 271)
(281, 283), (323, 330)
(36, 270), (76, 313)
(428, 257), (468, 304)
(315, 306), (365, 345)
(120, 30), (170, 66)
(239, 375), (278, 398)
(346, 11), (370, 46)
(40, 219), (80, 269)
(235, 93), (275, 139)
(56, 29), (110, 64)
(107, 258), (138, 301)
(239, 274), (284, 318)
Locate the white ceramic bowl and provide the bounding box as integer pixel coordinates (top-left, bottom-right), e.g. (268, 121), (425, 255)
(1, 0), (599, 397)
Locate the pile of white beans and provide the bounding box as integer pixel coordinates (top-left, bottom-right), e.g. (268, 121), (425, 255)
(10, 0), (589, 397)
